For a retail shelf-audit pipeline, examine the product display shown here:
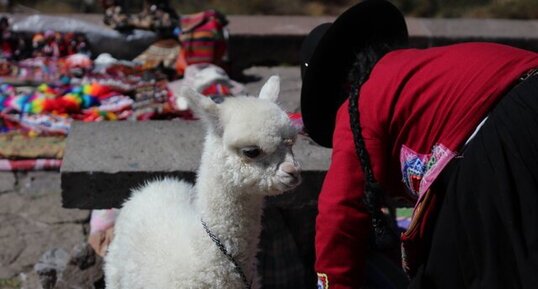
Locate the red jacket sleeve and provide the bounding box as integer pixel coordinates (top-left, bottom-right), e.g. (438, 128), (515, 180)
(315, 99), (388, 289)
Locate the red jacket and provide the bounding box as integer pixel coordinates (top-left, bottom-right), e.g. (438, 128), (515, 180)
(315, 42), (538, 289)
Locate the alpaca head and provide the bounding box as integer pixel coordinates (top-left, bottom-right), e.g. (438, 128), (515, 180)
(181, 76), (301, 195)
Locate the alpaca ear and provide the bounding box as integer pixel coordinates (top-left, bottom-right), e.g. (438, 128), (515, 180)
(259, 75), (280, 102)
(180, 87), (220, 127)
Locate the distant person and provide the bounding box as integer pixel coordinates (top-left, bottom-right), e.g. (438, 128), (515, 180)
(300, 0), (538, 288)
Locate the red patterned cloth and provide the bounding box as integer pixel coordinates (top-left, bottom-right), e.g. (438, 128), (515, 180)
(176, 10), (228, 75)
(0, 158), (62, 171)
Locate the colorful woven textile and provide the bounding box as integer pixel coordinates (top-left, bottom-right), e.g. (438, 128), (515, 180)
(0, 158), (62, 171)
(176, 10), (228, 75)
(0, 58), (66, 84)
(0, 19), (90, 61)
(167, 63), (243, 111)
(288, 112), (304, 132)
(0, 82), (116, 114)
(0, 132), (65, 159)
(133, 39), (180, 70)
(31, 31), (90, 58)
(1, 113), (72, 135)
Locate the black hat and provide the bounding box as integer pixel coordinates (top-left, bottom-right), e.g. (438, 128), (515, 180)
(300, 0), (408, 148)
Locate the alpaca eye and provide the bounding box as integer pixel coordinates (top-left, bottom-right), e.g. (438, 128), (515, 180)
(240, 146), (262, 159)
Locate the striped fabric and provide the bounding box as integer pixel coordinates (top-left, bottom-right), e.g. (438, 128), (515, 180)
(176, 10), (228, 75)
(0, 159), (62, 171)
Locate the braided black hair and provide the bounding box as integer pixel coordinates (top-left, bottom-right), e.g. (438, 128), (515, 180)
(347, 44), (400, 249)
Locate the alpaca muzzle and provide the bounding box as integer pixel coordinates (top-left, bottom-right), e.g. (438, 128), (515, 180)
(277, 161), (302, 189)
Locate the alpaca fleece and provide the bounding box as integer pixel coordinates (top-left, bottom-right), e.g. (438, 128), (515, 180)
(105, 76), (301, 289)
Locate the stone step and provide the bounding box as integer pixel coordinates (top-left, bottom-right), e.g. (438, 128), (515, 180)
(61, 120), (330, 209)
(60, 66), (331, 209)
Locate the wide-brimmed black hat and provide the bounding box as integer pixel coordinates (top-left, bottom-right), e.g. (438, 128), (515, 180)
(300, 0), (408, 148)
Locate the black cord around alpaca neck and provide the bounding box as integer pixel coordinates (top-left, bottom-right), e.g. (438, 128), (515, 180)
(201, 219), (251, 289)
(347, 46), (399, 250)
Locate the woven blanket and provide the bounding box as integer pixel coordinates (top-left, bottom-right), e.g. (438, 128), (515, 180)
(0, 158), (62, 171)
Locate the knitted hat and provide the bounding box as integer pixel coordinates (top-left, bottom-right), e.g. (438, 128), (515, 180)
(300, 0), (408, 148)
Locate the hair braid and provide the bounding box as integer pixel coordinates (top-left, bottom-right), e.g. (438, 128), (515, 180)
(347, 45), (399, 249)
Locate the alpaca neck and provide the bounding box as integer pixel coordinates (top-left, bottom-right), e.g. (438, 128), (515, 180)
(195, 134), (265, 276)
(196, 181), (264, 239)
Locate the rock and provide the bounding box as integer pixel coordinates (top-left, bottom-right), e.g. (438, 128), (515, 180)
(21, 243), (104, 289)
(36, 267), (57, 289)
(58, 244), (104, 289)
(69, 243), (95, 270)
(19, 271), (42, 289)
(34, 248), (70, 275)
(34, 248), (69, 289)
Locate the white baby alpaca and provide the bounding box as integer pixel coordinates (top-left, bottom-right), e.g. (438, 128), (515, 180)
(104, 76), (301, 289)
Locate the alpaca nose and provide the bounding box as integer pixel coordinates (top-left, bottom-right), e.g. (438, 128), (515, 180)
(280, 162), (301, 178)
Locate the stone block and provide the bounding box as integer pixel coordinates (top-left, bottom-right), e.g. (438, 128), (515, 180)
(61, 119), (331, 209)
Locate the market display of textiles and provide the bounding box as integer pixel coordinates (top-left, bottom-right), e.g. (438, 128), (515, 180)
(0, 2), (237, 171)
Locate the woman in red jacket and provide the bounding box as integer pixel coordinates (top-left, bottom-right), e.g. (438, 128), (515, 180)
(300, 1), (538, 288)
